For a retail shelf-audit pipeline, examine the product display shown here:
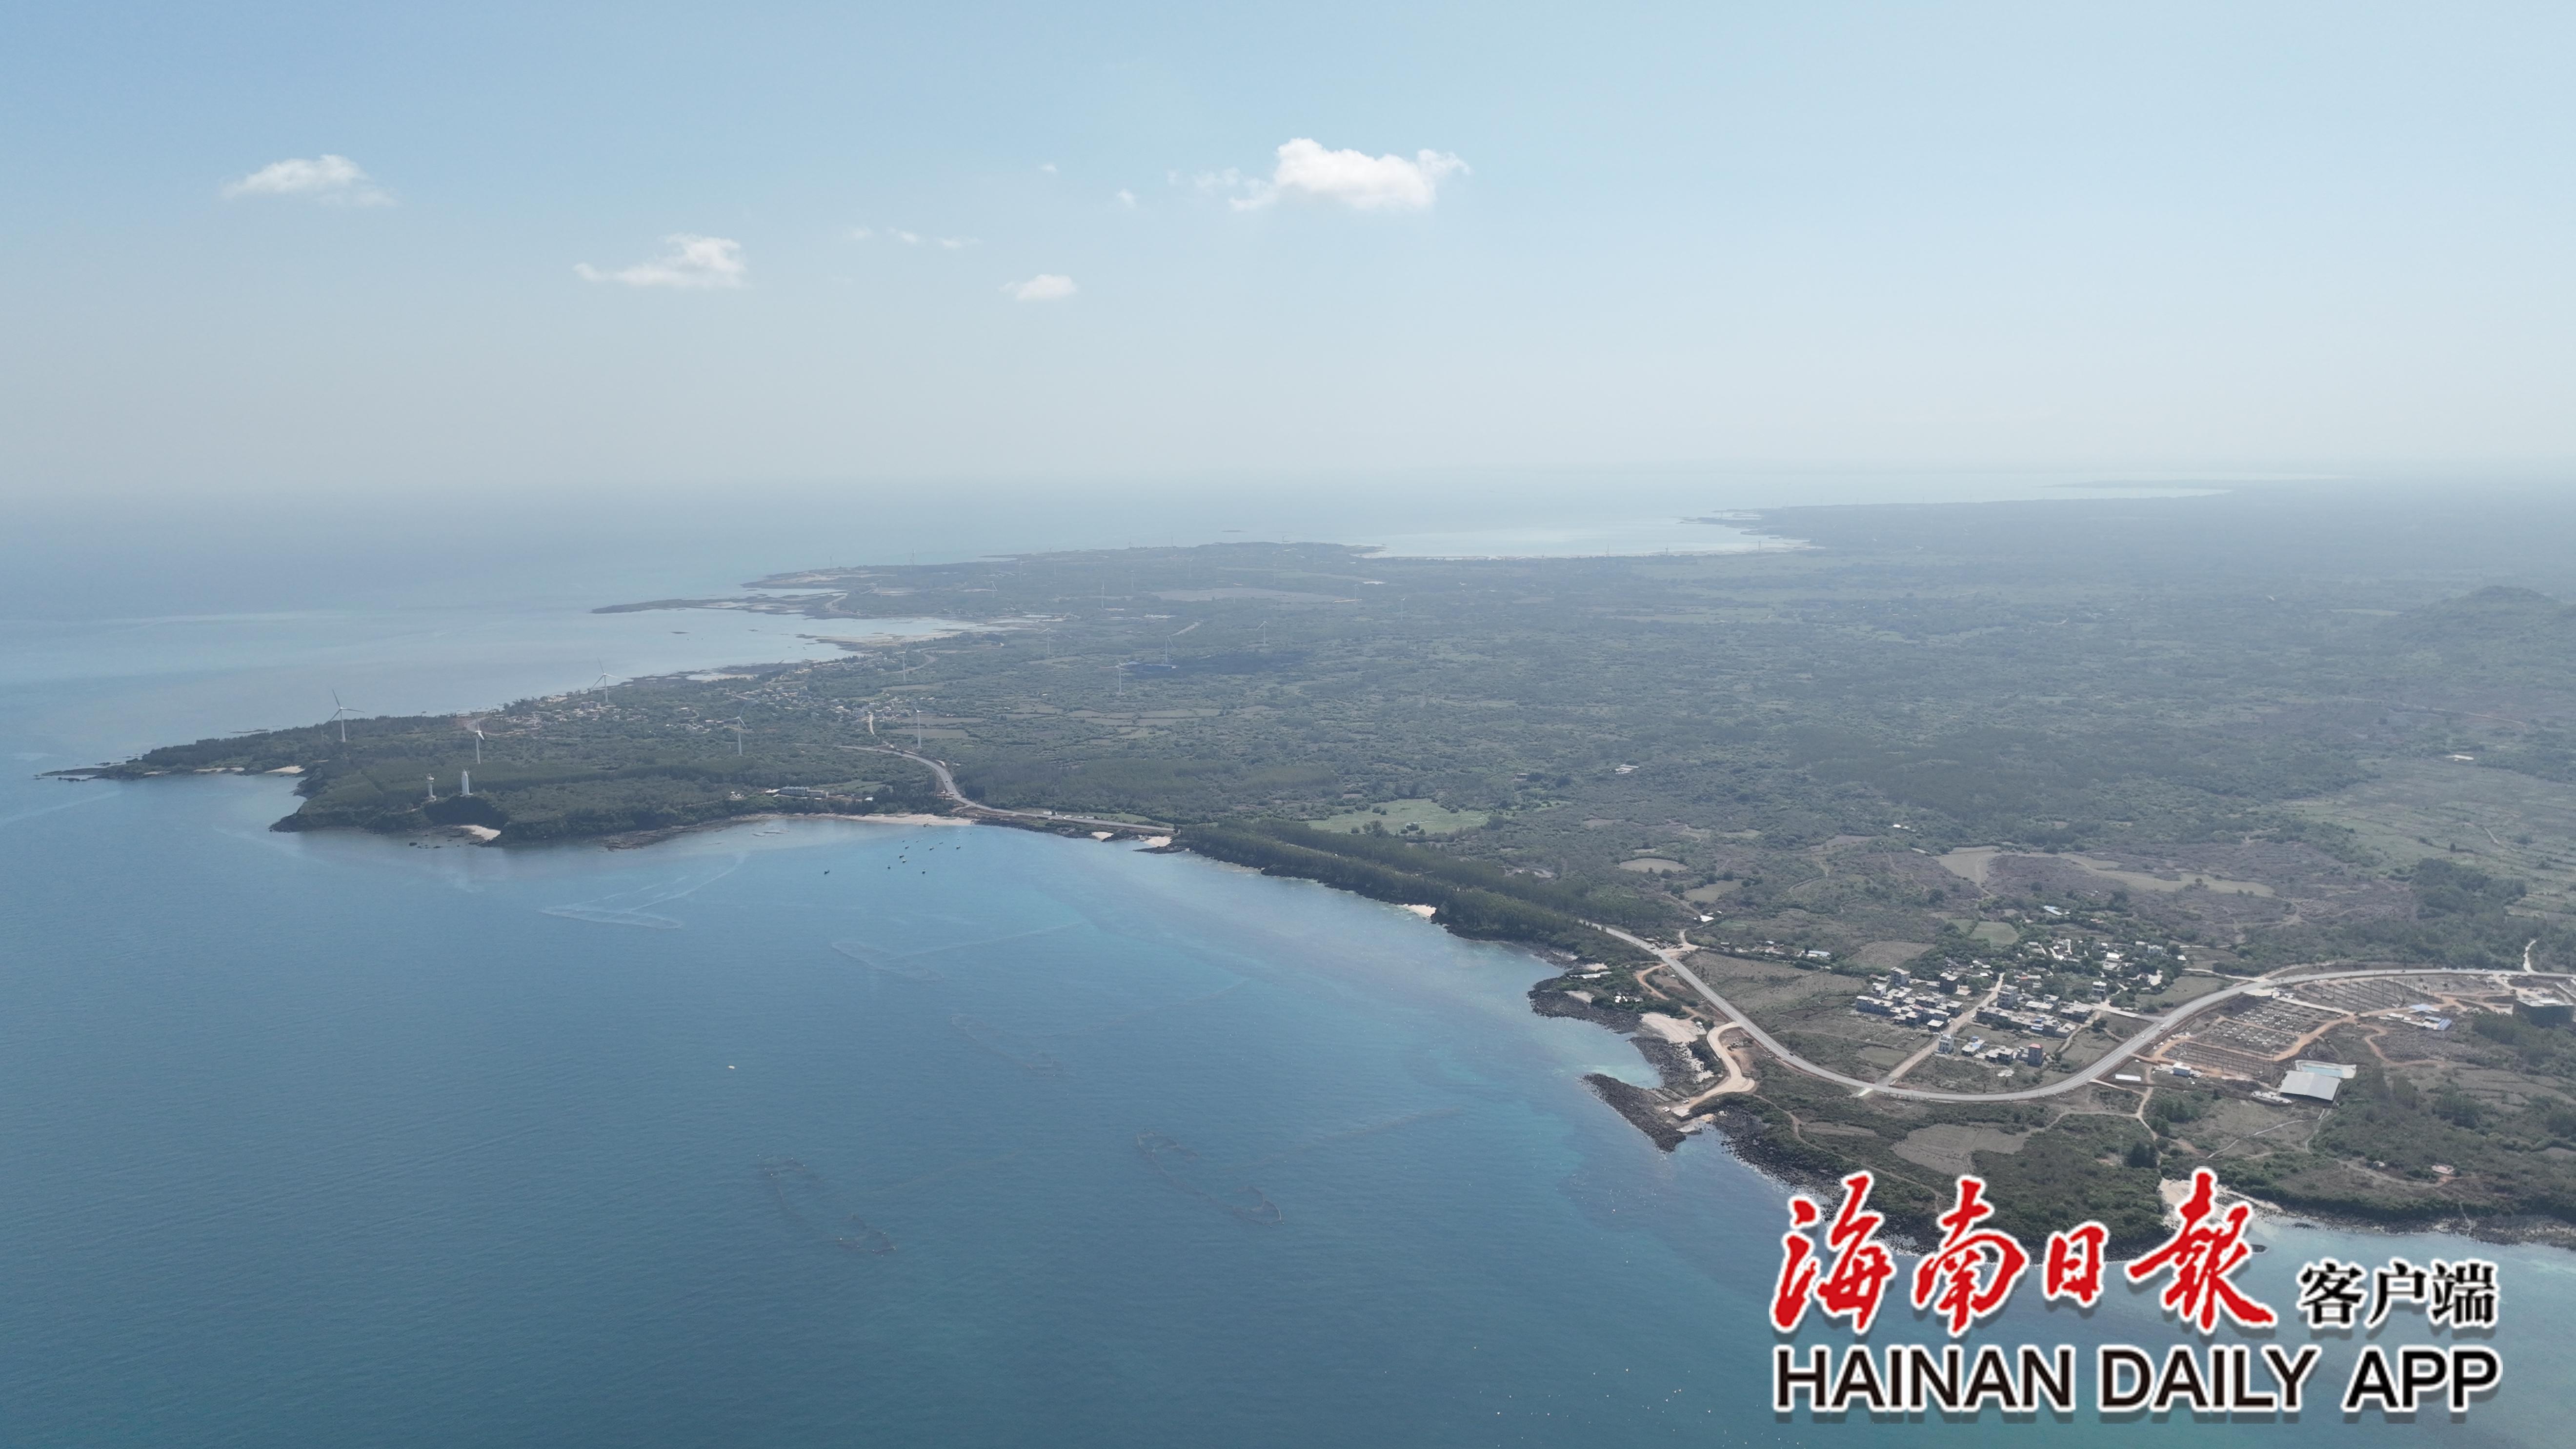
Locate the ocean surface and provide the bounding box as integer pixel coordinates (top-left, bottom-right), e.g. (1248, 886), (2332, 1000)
(0, 484), (2563, 1446)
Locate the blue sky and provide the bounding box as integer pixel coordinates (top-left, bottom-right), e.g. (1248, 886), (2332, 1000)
(5, 2), (2573, 497)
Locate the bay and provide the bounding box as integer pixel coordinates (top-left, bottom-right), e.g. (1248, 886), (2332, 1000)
(0, 489), (2561, 1446)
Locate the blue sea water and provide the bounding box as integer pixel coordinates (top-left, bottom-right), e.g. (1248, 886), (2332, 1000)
(0, 491), (2565, 1446)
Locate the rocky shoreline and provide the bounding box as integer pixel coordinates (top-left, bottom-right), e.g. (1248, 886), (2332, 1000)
(1531, 984), (2576, 1256)
(1534, 986), (1737, 1155)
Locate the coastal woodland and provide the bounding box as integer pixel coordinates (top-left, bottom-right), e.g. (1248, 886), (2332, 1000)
(84, 484), (2576, 1248)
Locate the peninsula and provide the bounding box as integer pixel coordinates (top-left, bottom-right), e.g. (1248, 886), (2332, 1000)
(72, 486), (2576, 1249)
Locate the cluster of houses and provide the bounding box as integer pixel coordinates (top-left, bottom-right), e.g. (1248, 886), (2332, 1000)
(1975, 987), (2091, 1039)
(1848, 964), (2108, 1073)
(2014, 935), (2175, 998)
(1953, 1038), (2052, 1068)
(1712, 939), (1837, 964)
(1850, 968), (1958, 1031)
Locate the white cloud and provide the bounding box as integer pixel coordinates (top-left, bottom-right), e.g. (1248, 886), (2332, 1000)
(1231, 139), (1467, 212)
(221, 154), (393, 206)
(1003, 274), (1077, 302)
(574, 234), (747, 289)
(1116, 188), (1137, 208)
(1039, 162), (1058, 174)
(851, 225), (973, 250)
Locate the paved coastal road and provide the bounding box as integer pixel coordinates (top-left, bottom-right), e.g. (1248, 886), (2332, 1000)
(844, 745), (1163, 837)
(837, 762), (2564, 1107)
(1594, 923), (2576, 1105)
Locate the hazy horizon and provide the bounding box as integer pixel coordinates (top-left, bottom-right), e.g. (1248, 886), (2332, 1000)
(9, 3), (2576, 500)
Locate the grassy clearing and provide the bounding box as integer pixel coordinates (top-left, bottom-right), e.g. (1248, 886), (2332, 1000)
(2293, 757), (2576, 913)
(1308, 797), (1493, 837)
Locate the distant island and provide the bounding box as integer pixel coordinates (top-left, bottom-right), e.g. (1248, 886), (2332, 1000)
(71, 487), (2576, 1250)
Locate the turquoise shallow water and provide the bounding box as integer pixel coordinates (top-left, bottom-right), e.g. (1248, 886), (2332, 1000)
(0, 511), (2566, 1446)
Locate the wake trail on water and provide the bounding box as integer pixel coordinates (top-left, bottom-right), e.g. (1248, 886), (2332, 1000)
(0, 788), (114, 834)
(829, 918), (1085, 977)
(830, 939), (945, 981)
(543, 856), (745, 928)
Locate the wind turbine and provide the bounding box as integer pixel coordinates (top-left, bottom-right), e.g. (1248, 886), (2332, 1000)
(590, 659), (624, 691)
(328, 691), (361, 745)
(726, 718), (746, 756)
(465, 725), (485, 764)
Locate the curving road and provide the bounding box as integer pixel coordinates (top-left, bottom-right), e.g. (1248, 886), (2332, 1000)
(840, 754), (2564, 1107)
(843, 745), (1164, 837)
(1593, 923), (2576, 1105)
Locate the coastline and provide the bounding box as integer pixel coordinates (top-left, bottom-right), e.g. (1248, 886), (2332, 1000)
(593, 809), (972, 851)
(88, 768), (2576, 1261)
